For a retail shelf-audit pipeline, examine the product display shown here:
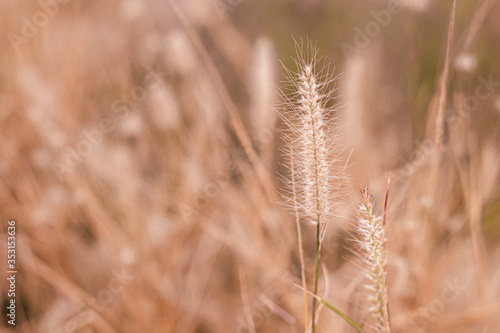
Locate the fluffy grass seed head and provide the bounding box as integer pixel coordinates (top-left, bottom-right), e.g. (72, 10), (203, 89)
(280, 41), (343, 235)
(357, 187), (391, 333)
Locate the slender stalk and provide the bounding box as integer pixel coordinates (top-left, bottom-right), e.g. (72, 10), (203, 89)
(312, 221), (321, 332)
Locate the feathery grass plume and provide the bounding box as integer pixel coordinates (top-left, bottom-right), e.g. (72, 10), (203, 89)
(280, 41), (341, 236)
(280, 40), (343, 332)
(357, 187), (391, 333)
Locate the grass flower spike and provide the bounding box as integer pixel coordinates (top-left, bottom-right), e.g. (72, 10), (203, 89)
(281, 42), (341, 237)
(281, 42), (342, 332)
(357, 187), (391, 333)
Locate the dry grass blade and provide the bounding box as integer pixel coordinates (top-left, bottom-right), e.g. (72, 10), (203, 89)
(421, 0), (458, 267)
(292, 283), (367, 333)
(165, 0), (277, 202)
(431, 0), (457, 161)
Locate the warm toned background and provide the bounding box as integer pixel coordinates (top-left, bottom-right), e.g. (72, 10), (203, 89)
(1, 0), (500, 332)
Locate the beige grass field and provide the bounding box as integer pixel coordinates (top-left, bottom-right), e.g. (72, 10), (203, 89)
(1, 0), (500, 332)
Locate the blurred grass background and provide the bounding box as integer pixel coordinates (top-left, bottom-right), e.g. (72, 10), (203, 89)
(1, 0), (500, 332)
